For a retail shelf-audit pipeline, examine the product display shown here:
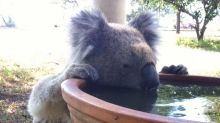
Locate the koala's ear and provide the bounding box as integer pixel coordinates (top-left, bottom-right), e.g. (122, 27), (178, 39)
(129, 13), (158, 51)
(70, 9), (107, 47)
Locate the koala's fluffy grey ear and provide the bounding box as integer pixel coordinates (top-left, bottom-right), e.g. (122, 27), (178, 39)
(70, 9), (107, 48)
(129, 13), (158, 51)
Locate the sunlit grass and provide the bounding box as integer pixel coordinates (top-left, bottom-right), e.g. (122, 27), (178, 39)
(176, 38), (220, 52)
(0, 60), (51, 94)
(0, 61), (33, 95)
(0, 59), (56, 123)
(205, 97), (220, 122)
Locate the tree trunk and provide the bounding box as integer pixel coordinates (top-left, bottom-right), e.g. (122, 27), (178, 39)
(198, 19), (209, 41)
(194, 18), (201, 41)
(195, 18), (208, 41)
(198, 26), (206, 41)
(195, 26), (206, 41)
(195, 27), (200, 41)
(198, 28), (206, 41)
(93, 0), (126, 24)
(198, 34), (203, 41)
(176, 10), (181, 34)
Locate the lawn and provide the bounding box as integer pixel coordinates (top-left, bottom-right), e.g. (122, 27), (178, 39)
(177, 38), (220, 52)
(0, 59), (56, 123)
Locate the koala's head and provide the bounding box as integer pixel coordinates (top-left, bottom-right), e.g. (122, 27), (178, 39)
(70, 9), (159, 91)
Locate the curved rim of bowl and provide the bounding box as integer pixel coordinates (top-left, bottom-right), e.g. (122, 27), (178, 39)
(61, 74), (220, 123)
(159, 73), (220, 86)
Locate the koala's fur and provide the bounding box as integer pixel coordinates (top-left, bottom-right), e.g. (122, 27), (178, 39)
(28, 9), (159, 123)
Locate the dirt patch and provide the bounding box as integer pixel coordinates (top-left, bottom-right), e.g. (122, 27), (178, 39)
(0, 92), (32, 123)
(0, 92), (29, 102)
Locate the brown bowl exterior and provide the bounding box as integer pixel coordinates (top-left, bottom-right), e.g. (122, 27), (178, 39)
(61, 74), (220, 123)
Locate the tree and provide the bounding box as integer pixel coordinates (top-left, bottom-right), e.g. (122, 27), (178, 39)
(164, 0), (220, 41)
(127, 0), (167, 21)
(129, 0), (220, 40)
(128, 0), (181, 33)
(176, 10), (181, 34)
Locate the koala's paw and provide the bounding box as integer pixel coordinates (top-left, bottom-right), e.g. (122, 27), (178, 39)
(160, 64), (188, 75)
(64, 64), (99, 81)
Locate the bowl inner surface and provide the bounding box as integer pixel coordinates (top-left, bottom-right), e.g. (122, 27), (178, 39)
(82, 82), (220, 123)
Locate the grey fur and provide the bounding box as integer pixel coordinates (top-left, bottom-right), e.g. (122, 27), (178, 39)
(28, 9), (159, 123)
(69, 9), (107, 63)
(129, 13), (158, 52)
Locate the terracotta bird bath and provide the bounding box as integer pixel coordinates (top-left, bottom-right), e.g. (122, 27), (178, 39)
(61, 74), (220, 123)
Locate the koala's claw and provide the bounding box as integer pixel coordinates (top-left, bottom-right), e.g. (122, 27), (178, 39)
(64, 64), (99, 81)
(160, 64), (188, 75)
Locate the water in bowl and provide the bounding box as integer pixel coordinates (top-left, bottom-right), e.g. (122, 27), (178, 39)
(82, 83), (220, 123)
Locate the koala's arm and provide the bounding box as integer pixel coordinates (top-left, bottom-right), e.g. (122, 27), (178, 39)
(28, 64), (98, 123)
(30, 64), (99, 102)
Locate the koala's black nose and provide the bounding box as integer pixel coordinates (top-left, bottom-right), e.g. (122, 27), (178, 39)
(141, 64), (160, 91)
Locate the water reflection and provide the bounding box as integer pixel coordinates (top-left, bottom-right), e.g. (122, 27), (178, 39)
(155, 84), (220, 122)
(153, 97), (212, 122)
(82, 83), (220, 123)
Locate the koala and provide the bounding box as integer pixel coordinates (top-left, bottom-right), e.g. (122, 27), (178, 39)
(28, 9), (159, 123)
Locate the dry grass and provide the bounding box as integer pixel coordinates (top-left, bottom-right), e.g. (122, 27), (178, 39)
(0, 59), (56, 123)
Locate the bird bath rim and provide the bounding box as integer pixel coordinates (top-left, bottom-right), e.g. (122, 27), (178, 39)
(61, 74), (220, 123)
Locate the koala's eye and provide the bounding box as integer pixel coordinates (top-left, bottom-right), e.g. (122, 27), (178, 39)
(123, 64), (130, 68)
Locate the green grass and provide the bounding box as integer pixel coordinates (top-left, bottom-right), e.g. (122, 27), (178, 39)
(176, 38), (220, 52)
(205, 97), (220, 122)
(0, 60), (56, 123)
